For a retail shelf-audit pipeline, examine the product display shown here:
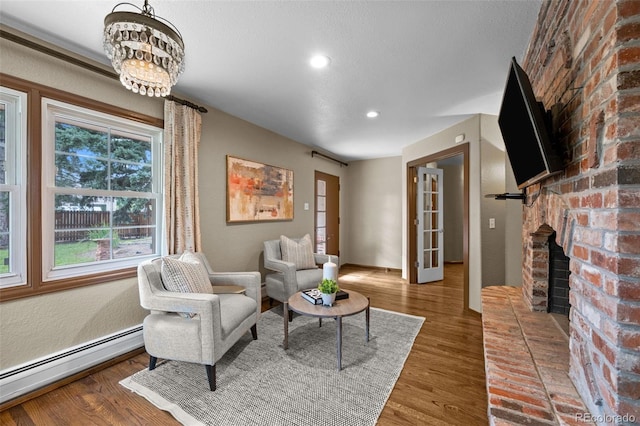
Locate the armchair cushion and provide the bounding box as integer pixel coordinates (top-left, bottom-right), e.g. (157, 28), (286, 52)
(280, 234), (317, 270)
(161, 256), (213, 295)
(218, 294), (257, 337)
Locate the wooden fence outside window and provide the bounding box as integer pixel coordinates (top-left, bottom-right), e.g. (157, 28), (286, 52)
(55, 211), (153, 243)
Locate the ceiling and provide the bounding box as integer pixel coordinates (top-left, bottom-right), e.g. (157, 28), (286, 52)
(0, 0), (541, 161)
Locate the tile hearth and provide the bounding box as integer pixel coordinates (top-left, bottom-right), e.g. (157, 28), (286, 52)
(482, 286), (594, 425)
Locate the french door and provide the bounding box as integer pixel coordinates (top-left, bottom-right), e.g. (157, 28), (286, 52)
(314, 171), (339, 256)
(417, 167), (443, 282)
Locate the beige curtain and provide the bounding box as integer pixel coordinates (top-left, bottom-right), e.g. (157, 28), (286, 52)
(164, 100), (202, 254)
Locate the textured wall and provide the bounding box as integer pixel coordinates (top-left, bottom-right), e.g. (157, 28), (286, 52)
(342, 156), (403, 269)
(480, 140), (506, 287)
(197, 106), (346, 275)
(441, 161), (464, 262)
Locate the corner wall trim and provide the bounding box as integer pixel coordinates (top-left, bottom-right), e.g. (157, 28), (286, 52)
(0, 325), (143, 404)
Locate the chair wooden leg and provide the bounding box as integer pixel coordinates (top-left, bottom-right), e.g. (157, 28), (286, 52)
(206, 364), (216, 391)
(149, 356), (158, 371)
(251, 324), (258, 340)
(269, 297), (274, 307)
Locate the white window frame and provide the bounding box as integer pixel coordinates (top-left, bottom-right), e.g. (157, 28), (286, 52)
(41, 98), (163, 281)
(0, 87), (28, 288)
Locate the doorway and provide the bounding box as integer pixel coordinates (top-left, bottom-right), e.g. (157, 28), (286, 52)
(407, 144), (469, 309)
(314, 171), (340, 256)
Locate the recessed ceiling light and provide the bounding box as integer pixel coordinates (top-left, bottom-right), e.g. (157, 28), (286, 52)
(366, 111), (380, 118)
(310, 55), (331, 68)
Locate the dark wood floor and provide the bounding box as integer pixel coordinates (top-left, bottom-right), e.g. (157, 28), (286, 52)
(0, 264), (488, 425)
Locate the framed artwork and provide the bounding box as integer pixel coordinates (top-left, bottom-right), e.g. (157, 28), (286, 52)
(226, 155), (294, 222)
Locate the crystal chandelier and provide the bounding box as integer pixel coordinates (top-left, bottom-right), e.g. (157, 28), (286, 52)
(103, 0), (185, 97)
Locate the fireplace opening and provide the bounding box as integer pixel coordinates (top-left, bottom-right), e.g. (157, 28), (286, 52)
(547, 232), (571, 337)
(547, 232), (571, 316)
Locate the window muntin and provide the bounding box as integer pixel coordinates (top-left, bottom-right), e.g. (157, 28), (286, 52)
(42, 98), (162, 281)
(0, 87), (27, 288)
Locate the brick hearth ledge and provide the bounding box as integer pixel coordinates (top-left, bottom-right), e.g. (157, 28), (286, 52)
(482, 286), (594, 425)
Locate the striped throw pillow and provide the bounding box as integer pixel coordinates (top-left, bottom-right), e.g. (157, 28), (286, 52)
(161, 256), (213, 295)
(280, 234), (317, 270)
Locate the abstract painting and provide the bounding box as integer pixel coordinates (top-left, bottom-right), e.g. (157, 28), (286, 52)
(226, 156), (294, 222)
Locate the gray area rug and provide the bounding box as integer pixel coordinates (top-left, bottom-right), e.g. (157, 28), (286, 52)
(120, 306), (424, 425)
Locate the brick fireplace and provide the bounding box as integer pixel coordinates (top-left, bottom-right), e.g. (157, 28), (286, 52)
(517, 0), (640, 423)
(483, 1), (640, 424)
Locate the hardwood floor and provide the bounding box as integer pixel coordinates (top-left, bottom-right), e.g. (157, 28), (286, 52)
(0, 264), (488, 425)
(340, 264), (487, 425)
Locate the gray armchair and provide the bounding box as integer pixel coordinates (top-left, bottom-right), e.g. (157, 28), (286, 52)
(263, 237), (339, 315)
(137, 253), (261, 391)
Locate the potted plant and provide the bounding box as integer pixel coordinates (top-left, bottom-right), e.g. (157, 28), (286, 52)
(318, 278), (339, 306)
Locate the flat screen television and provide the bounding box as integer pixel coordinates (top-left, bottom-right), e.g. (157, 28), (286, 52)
(498, 57), (563, 189)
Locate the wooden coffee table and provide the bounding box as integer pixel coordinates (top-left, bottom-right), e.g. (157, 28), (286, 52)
(283, 289), (370, 370)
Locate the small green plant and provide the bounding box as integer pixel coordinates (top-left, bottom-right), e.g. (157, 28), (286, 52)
(318, 278), (339, 294)
(88, 228), (109, 240)
(88, 226), (120, 248)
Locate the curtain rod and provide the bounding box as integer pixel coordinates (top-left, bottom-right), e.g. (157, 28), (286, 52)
(311, 150), (348, 167)
(165, 95), (208, 113)
(1, 27), (207, 114)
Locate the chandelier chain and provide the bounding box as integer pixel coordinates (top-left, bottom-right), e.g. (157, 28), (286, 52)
(141, 0), (153, 16)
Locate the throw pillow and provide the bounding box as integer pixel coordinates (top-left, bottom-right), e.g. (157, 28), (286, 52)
(180, 251), (211, 285)
(280, 234), (317, 270)
(161, 255), (213, 295)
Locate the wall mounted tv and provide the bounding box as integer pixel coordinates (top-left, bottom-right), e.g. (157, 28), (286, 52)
(498, 57), (563, 189)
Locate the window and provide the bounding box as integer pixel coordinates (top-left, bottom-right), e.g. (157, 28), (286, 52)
(0, 75), (165, 300)
(41, 98), (163, 281)
(0, 87), (27, 288)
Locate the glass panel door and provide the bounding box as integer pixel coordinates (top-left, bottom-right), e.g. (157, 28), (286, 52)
(417, 167), (443, 282)
(315, 179), (326, 254)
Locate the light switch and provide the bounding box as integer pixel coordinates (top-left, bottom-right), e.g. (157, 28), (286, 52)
(304, 202), (309, 211)
(489, 218), (496, 229)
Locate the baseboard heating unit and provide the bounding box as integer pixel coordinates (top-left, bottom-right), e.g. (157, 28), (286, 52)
(0, 325), (143, 404)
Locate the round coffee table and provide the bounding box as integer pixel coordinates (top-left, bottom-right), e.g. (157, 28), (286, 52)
(283, 289), (370, 370)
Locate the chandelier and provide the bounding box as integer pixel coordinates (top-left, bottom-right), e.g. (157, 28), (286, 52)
(103, 0), (185, 97)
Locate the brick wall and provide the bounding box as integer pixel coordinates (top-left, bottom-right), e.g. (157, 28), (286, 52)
(520, 0), (639, 421)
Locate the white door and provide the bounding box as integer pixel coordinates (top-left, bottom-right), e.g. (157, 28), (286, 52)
(417, 167), (444, 283)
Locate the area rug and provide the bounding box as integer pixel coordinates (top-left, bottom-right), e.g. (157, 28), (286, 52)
(120, 306), (424, 426)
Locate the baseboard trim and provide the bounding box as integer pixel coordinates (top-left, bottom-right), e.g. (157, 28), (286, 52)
(0, 325), (143, 405)
(340, 263), (402, 273)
